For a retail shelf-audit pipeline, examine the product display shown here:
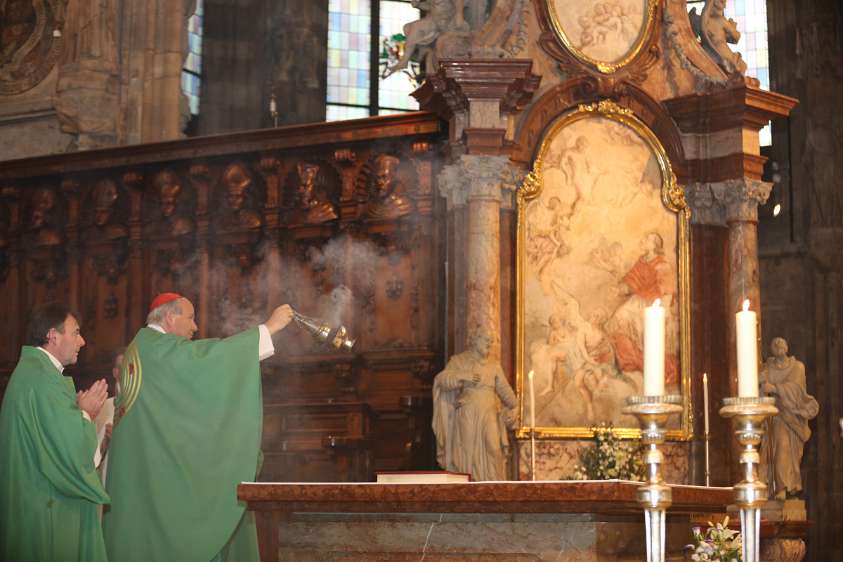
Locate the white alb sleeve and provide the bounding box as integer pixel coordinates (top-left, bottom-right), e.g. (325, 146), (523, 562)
(258, 324), (276, 361)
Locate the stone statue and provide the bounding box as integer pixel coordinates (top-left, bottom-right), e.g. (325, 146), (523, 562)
(759, 337), (819, 500)
(383, 0), (470, 77)
(470, 0), (530, 58)
(688, 0), (747, 75)
(221, 163), (262, 230)
(432, 332), (518, 481)
(152, 170), (194, 237)
(295, 162), (337, 224)
(367, 155), (413, 220)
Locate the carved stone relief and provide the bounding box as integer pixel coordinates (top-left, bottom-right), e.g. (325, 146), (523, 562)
(53, 0), (119, 148)
(0, 0), (65, 96)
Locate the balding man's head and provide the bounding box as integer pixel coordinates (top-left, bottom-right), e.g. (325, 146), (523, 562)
(147, 297), (197, 339)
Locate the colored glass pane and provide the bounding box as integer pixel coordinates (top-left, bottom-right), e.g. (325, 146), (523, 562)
(378, 1), (420, 112)
(328, 0), (371, 109)
(181, 0), (203, 116)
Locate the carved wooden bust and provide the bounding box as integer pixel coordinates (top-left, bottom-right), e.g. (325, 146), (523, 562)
(88, 178), (127, 240)
(295, 162), (337, 224)
(367, 154), (413, 220)
(28, 187), (62, 246)
(221, 163), (262, 231)
(151, 170), (194, 237)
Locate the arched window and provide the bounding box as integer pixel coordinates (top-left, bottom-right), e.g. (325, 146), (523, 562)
(182, 0), (204, 117)
(327, 0), (421, 121)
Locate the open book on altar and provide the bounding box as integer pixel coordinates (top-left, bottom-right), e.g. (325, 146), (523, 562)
(376, 471), (471, 484)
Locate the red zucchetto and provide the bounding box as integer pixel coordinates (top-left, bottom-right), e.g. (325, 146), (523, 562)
(148, 292), (184, 312)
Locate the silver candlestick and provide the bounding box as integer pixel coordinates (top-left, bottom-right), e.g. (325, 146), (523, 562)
(623, 394), (683, 562)
(719, 396), (778, 562)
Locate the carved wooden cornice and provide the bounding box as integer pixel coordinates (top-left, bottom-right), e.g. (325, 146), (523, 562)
(664, 85), (798, 134)
(413, 59), (540, 119)
(0, 113), (442, 181)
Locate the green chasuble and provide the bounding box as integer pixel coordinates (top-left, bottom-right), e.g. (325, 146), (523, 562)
(0, 346), (110, 562)
(103, 327), (263, 562)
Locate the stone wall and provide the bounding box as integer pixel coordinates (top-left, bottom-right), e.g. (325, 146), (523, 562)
(759, 0), (843, 560)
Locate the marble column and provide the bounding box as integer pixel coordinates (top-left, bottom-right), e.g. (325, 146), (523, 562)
(686, 179), (772, 397)
(415, 59), (539, 360)
(439, 155), (524, 358)
(724, 178), (773, 380)
(685, 177), (772, 486)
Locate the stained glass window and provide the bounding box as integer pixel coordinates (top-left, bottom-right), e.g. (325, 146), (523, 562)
(327, 0), (420, 120)
(181, 0), (204, 116)
(687, 0), (771, 145)
(378, 1), (421, 111)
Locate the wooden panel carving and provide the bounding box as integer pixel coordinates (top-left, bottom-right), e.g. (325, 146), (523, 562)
(0, 114), (446, 482)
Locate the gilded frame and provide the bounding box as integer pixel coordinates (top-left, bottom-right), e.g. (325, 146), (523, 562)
(515, 100), (692, 440)
(544, 0), (658, 74)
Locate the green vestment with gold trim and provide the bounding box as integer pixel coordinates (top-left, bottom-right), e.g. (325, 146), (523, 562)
(0, 346), (110, 562)
(103, 327), (263, 562)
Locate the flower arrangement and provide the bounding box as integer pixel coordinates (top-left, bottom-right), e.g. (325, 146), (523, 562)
(686, 517), (742, 561)
(569, 422), (644, 481)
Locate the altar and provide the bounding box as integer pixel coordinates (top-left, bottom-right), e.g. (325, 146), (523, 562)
(239, 480), (732, 561)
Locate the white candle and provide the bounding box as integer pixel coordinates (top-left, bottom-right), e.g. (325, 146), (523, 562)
(736, 299), (759, 397)
(269, 96), (277, 114)
(702, 372), (709, 435)
(528, 370), (536, 429)
(643, 299), (665, 396)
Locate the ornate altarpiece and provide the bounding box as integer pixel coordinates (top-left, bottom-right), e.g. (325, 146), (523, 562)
(416, 0), (796, 487)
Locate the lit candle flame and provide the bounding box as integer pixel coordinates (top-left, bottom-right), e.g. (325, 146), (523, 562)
(742, 299), (750, 312)
(653, 298), (661, 307)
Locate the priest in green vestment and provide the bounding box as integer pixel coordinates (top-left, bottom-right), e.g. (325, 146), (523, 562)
(0, 303), (110, 562)
(103, 293), (294, 562)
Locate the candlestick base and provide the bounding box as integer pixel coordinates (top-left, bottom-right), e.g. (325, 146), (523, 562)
(719, 396), (778, 562)
(623, 395), (682, 562)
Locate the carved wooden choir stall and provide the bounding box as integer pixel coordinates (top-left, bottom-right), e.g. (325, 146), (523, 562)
(0, 114), (445, 482)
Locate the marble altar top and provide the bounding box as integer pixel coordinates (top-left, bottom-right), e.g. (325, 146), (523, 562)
(238, 480), (732, 515)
